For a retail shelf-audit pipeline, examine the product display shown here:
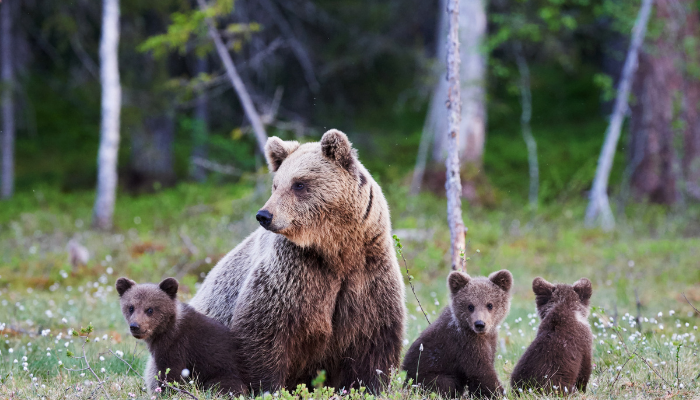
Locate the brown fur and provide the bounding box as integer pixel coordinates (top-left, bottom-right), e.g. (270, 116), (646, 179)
(190, 129), (405, 393)
(402, 270), (513, 398)
(116, 277), (247, 395)
(510, 277), (593, 395)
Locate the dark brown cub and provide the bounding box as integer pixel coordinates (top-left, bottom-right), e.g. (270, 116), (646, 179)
(510, 277), (593, 395)
(402, 270), (513, 398)
(116, 277), (247, 395)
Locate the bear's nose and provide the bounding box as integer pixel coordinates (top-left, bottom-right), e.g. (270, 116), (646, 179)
(256, 210), (273, 229)
(474, 320), (486, 331)
(129, 323), (140, 333)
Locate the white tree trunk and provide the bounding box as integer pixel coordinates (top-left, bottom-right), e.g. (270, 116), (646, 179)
(93, 0), (122, 230)
(514, 43), (539, 208)
(1, 0), (14, 199)
(584, 0), (653, 230)
(197, 0), (267, 154)
(431, 0), (486, 164)
(411, 0), (486, 193)
(446, 0), (466, 271)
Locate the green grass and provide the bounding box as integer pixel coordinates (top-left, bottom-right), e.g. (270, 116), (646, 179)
(0, 180), (699, 399)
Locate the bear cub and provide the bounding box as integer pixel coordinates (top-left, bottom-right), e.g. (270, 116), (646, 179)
(402, 270), (513, 398)
(510, 277), (593, 395)
(116, 277), (247, 395)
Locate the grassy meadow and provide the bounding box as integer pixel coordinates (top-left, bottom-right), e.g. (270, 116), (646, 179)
(0, 178), (699, 399)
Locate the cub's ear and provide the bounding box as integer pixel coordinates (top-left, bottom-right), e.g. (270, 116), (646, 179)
(265, 137), (300, 172)
(320, 129), (357, 172)
(489, 270), (513, 292)
(532, 277), (554, 308)
(159, 277), (179, 299)
(573, 278), (592, 304)
(116, 278), (136, 297)
(448, 271), (471, 295)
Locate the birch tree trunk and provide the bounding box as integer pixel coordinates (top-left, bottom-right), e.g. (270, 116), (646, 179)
(1, 0), (14, 199)
(514, 43), (539, 208)
(411, 0), (486, 194)
(92, 0), (122, 230)
(446, 0), (466, 271)
(191, 56), (209, 182)
(584, 0), (653, 230)
(197, 0), (267, 154)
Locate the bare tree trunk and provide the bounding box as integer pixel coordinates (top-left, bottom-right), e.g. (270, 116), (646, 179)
(191, 55), (209, 182)
(1, 0), (14, 199)
(584, 0), (653, 230)
(446, 0), (466, 271)
(412, 0), (486, 194)
(431, 0), (486, 164)
(93, 0), (122, 230)
(514, 43), (538, 208)
(627, 0), (698, 205)
(197, 0), (267, 154)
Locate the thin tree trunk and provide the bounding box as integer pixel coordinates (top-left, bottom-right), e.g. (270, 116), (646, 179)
(446, 0), (466, 271)
(1, 0), (14, 199)
(197, 0), (267, 154)
(93, 0), (122, 230)
(431, 0), (486, 164)
(412, 0), (486, 194)
(584, 0), (653, 230)
(191, 55), (209, 182)
(514, 43), (538, 208)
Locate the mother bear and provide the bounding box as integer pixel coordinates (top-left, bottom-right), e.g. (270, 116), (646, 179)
(190, 129), (406, 393)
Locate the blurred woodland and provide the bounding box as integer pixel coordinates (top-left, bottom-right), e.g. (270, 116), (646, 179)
(1, 0), (700, 226)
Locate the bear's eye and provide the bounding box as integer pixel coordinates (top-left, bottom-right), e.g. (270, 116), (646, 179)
(487, 303), (493, 310)
(146, 308), (154, 316)
(292, 182), (305, 191)
(128, 305), (134, 314)
(468, 304), (475, 312)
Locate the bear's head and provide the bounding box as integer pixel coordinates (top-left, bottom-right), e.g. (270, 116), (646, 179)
(257, 129), (370, 248)
(532, 277), (592, 322)
(448, 269), (513, 335)
(116, 277), (179, 341)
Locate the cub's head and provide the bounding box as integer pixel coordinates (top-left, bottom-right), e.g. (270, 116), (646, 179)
(532, 277), (592, 321)
(448, 270), (513, 335)
(257, 129), (368, 247)
(116, 277), (179, 341)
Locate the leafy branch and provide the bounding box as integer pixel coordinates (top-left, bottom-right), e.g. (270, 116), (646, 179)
(393, 235), (430, 325)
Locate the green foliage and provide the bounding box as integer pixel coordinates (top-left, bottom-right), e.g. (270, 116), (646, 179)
(138, 0), (258, 59)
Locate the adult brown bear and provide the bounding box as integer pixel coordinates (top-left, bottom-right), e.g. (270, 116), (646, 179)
(190, 129), (405, 393)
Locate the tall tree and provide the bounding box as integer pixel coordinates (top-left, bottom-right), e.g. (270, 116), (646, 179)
(627, 0), (700, 205)
(1, 0), (14, 199)
(446, 0), (467, 271)
(412, 0), (487, 194)
(584, 0), (652, 229)
(93, 0), (122, 230)
(191, 55), (209, 182)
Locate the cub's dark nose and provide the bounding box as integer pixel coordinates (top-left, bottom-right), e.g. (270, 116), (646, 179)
(129, 323), (140, 333)
(256, 210), (273, 229)
(474, 320), (486, 332)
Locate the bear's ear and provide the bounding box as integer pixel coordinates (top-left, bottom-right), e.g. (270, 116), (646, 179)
(448, 271), (471, 295)
(265, 137), (300, 172)
(489, 269), (513, 292)
(573, 278), (592, 304)
(159, 277), (179, 299)
(532, 277), (554, 308)
(116, 278), (136, 297)
(320, 129), (357, 172)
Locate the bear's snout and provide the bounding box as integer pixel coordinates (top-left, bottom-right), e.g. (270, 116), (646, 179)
(474, 320), (486, 333)
(256, 210), (273, 229)
(129, 322), (141, 335)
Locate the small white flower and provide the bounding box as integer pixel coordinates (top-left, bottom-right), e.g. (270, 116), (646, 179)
(181, 368), (190, 378)
(99, 356), (105, 361)
(376, 369), (383, 375)
(100, 368), (106, 373)
(419, 343), (424, 352)
(8, 348), (13, 353)
(115, 350), (124, 358)
(61, 318), (67, 324)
